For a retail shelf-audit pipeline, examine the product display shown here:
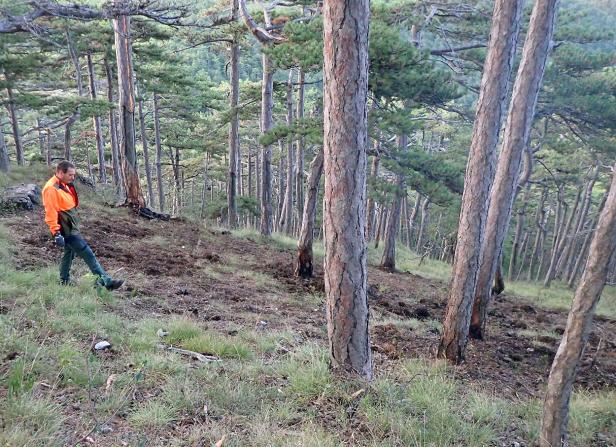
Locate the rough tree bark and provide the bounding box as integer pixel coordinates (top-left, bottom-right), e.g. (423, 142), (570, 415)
(540, 164), (616, 447)
(439, 0), (524, 358)
(323, 0), (372, 379)
(467, 0), (558, 341)
(113, 6), (144, 208)
(86, 52), (107, 183)
(295, 149), (324, 278)
(295, 69), (305, 231)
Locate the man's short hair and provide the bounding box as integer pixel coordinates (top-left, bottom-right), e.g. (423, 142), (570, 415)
(56, 160), (75, 173)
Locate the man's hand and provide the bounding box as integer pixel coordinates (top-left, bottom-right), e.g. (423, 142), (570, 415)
(54, 233), (65, 248)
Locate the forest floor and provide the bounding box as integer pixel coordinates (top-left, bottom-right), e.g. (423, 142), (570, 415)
(1, 168), (615, 447)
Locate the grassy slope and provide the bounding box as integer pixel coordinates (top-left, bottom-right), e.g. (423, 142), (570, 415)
(1, 166), (614, 446)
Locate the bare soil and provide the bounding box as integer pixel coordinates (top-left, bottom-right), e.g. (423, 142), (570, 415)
(4, 201), (616, 403)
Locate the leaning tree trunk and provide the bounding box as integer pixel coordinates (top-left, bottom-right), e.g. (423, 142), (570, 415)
(415, 197), (430, 253)
(323, 0), (372, 380)
(438, 0), (524, 361)
(5, 84), (24, 166)
(0, 126), (9, 172)
(86, 52), (107, 183)
(295, 149), (324, 278)
(467, 0), (558, 342)
(545, 187), (581, 287)
(153, 93), (164, 212)
(103, 57), (123, 196)
(540, 163), (616, 447)
(227, 0), (240, 228)
(113, 9), (144, 208)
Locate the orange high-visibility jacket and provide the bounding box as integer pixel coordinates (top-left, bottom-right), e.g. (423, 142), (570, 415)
(42, 175), (80, 236)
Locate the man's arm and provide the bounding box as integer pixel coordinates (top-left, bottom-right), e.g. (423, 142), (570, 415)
(43, 187), (61, 235)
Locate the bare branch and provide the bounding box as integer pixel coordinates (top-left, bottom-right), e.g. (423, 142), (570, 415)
(238, 0), (284, 44)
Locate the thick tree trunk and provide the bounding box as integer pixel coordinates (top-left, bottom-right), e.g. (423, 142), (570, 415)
(295, 149), (324, 278)
(86, 52), (107, 183)
(103, 57), (123, 196)
(323, 0), (372, 379)
(137, 94), (153, 206)
(227, 0), (240, 228)
(260, 53), (274, 236)
(0, 127), (9, 171)
(540, 164), (616, 447)
(153, 93), (164, 212)
(467, 0), (558, 343)
(280, 69), (295, 234)
(113, 10), (144, 208)
(439, 0), (524, 358)
(5, 84), (24, 165)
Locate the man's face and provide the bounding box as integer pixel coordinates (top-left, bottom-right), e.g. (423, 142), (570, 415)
(57, 167), (76, 184)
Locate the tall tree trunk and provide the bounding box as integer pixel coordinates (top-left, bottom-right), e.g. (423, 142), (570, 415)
(508, 183), (531, 280)
(152, 93), (165, 212)
(365, 153), (380, 241)
(113, 9), (144, 208)
(137, 93), (153, 206)
(200, 152), (210, 219)
(0, 126), (9, 171)
(540, 164), (616, 447)
(323, 0), (372, 379)
(561, 165), (599, 280)
(276, 142), (286, 230)
(408, 193), (421, 249)
(103, 57), (123, 196)
(64, 29), (84, 162)
(545, 187), (581, 287)
(467, 0), (558, 342)
(381, 135), (407, 271)
(527, 186), (548, 281)
(280, 69), (295, 234)
(227, 0), (240, 228)
(439, 0), (524, 360)
(374, 207), (387, 249)
(5, 84), (24, 165)
(295, 149), (324, 278)
(295, 69), (306, 229)
(416, 197), (430, 253)
(37, 118), (45, 158)
(86, 52), (107, 183)
(260, 53), (274, 236)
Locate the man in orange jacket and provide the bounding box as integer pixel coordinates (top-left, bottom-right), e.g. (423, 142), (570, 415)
(42, 160), (123, 290)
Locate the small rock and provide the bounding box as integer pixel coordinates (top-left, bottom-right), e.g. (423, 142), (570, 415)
(512, 442), (521, 447)
(157, 329), (169, 338)
(99, 425), (113, 434)
(256, 320), (268, 331)
(94, 341), (112, 351)
(526, 347), (535, 353)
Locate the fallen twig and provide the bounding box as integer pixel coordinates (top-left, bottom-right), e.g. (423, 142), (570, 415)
(157, 344), (221, 363)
